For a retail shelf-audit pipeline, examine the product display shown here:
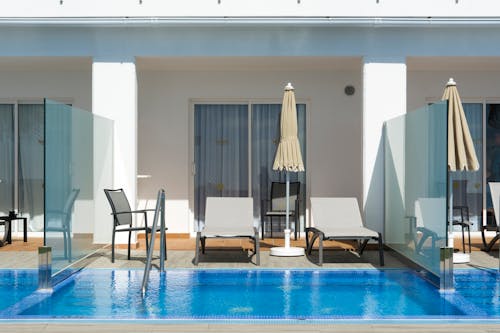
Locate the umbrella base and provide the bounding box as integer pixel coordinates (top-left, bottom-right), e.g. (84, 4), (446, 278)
(270, 246), (305, 257)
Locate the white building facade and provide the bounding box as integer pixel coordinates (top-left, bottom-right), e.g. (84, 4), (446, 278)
(1, 1), (500, 242)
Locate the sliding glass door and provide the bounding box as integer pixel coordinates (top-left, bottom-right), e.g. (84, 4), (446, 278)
(0, 103), (45, 231)
(194, 102), (307, 233)
(0, 104), (14, 216)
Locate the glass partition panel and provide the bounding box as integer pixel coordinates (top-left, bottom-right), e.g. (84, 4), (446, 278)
(44, 99), (113, 274)
(385, 101), (448, 277)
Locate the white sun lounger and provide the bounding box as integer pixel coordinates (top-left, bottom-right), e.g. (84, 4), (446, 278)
(194, 197), (260, 265)
(306, 197), (384, 266)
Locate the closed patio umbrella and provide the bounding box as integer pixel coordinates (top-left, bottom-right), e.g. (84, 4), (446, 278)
(270, 83), (305, 257)
(441, 78), (479, 264)
(442, 78), (479, 172)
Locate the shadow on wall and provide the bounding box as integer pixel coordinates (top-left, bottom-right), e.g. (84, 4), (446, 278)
(364, 133), (385, 234)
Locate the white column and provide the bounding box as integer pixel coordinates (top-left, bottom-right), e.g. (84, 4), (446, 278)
(363, 57), (406, 233)
(92, 57), (138, 244)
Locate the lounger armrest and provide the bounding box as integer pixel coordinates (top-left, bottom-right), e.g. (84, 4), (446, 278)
(130, 209), (156, 213)
(112, 209), (153, 215)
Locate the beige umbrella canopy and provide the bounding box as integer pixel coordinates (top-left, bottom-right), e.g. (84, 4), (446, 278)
(273, 83), (305, 172)
(442, 78), (480, 172)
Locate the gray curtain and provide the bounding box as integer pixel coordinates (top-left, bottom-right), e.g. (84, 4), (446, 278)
(0, 104), (14, 216)
(18, 104), (45, 231)
(194, 104), (249, 230)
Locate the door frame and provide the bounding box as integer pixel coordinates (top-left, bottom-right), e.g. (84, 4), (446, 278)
(188, 98), (311, 236)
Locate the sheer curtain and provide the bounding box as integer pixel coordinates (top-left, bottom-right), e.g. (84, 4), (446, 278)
(18, 104), (45, 231)
(251, 104), (306, 231)
(0, 104), (14, 216)
(194, 104), (249, 229)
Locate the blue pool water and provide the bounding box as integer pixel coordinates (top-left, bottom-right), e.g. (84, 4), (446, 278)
(0, 269), (499, 320)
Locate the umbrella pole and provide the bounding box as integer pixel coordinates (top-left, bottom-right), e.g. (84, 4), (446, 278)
(269, 170), (303, 256)
(285, 171), (290, 249)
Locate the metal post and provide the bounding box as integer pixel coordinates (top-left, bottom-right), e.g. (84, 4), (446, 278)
(141, 189), (165, 296)
(38, 246), (52, 290)
(440, 247), (454, 291)
(159, 190), (166, 272)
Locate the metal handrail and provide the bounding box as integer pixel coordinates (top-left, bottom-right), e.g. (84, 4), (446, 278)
(141, 189), (166, 296)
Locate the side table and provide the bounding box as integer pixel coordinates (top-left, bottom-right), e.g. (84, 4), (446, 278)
(0, 215), (28, 247)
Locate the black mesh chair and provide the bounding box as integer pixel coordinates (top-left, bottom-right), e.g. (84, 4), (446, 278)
(46, 188), (80, 261)
(261, 182), (300, 240)
(452, 180), (472, 253)
(104, 188), (166, 263)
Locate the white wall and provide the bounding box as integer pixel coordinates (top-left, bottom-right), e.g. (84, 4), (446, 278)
(408, 70), (500, 110)
(137, 69), (363, 233)
(0, 70), (91, 109)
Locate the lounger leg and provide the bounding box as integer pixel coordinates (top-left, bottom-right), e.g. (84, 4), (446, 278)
(484, 233), (500, 252)
(308, 233), (320, 255)
(111, 227), (116, 263)
(318, 233), (323, 266)
(481, 226), (488, 249)
(461, 225), (466, 253)
(305, 228), (311, 253)
(128, 230), (132, 260)
(194, 232), (200, 265)
(201, 236), (206, 254)
(305, 229), (320, 255)
(378, 233), (385, 266)
(358, 239), (369, 255)
(467, 225), (471, 253)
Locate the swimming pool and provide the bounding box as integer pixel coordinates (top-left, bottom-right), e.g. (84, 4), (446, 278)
(0, 268), (498, 320)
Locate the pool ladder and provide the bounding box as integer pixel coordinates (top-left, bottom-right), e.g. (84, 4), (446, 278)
(141, 189), (167, 296)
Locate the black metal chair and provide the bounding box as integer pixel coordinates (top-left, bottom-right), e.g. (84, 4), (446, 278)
(104, 188), (166, 263)
(45, 188), (80, 261)
(260, 182), (300, 240)
(452, 180), (472, 253)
